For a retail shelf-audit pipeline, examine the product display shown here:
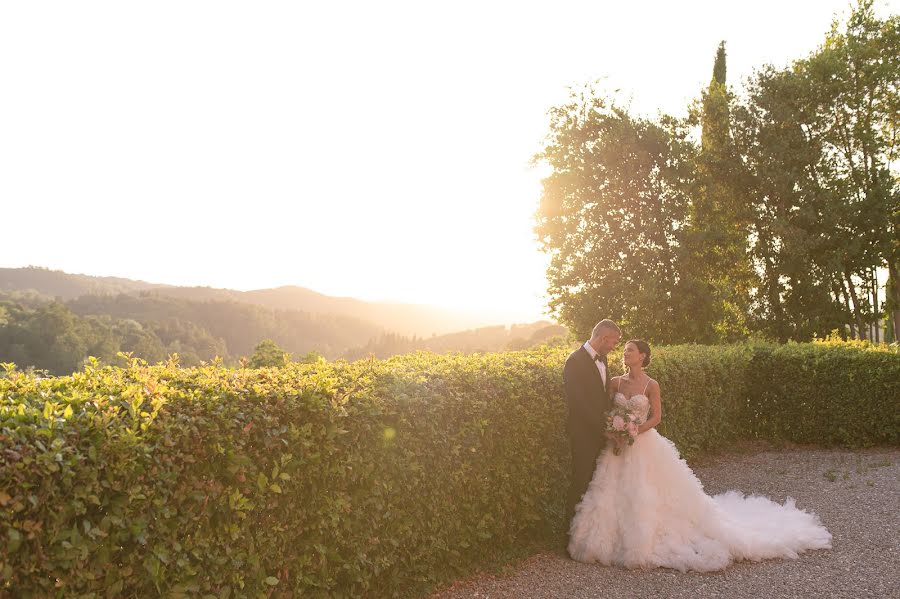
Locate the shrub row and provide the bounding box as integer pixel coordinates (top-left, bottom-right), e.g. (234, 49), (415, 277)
(1, 342), (897, 597)
(1, 352), (569, 598)
(742, 340), (900, 446)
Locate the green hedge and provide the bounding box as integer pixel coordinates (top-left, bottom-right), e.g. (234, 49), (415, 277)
(743, 341), (900, 446)
(1, 342), (897, 598)
(0, 351), (569, 598)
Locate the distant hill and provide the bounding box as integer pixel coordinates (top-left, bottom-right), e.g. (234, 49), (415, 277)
(0, 267), (518, 337)
(0, 266), (563, 373)
(67, 292), (383, 359)
(344, 321), (570, 360)
(154, 285), (497, 337)
(0, 266), (170, 299)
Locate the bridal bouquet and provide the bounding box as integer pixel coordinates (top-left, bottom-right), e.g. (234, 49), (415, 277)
(606, 407), (640, 456)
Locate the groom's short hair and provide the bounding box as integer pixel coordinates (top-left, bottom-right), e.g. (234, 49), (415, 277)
(591, 319), (621, 340)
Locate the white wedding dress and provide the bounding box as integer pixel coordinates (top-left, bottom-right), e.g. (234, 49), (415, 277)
(567, 388), (832, 572)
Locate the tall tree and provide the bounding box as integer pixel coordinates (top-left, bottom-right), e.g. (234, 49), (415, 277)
(534, 2), (898, 344)
(729, 0), (899, 341)
(682, 41), (756, 341)
(534, 86), (697, 342)
(797, 0), (898, 339)
(732, 65), (849, 340)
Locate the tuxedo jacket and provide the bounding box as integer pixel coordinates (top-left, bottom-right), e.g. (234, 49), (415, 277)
(563, 346), (612, 460)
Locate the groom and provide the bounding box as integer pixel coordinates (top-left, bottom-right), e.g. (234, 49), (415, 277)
(563, 319), (621, 531)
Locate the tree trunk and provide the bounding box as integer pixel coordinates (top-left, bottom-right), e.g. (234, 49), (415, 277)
(831, 276), (855, 339)
(889, 261), (900, 342)
(870, 267), (880, 343)
(843, 270), (867, 341)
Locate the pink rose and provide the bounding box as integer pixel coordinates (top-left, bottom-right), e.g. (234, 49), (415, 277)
(612, 415), (625, 431)
(627, 422), (638, 437)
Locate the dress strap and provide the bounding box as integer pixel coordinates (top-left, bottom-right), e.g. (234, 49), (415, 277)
(642, 378), (651, 395)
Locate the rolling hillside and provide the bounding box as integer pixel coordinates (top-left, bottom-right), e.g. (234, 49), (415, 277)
(0, 267), (564, 373)
(1, 267), (515, 337)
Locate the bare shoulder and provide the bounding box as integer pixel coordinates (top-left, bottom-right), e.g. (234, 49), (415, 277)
(647, 377), (661, 393)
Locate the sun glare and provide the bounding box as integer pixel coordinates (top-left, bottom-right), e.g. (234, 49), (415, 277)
(1, 0), (891, 323)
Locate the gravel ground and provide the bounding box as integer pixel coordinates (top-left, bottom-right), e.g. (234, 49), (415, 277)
(428, 448), (900, 599)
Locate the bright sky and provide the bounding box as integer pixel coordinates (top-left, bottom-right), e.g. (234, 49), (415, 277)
(1, 1), (894, 324)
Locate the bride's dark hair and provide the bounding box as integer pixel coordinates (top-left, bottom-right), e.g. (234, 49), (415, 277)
(626, 339), (652, 367)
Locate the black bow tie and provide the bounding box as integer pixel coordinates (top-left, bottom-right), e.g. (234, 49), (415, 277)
(593, 353), (605, 364)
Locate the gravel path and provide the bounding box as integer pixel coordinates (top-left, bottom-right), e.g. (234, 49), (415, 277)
(428, 448), (900, 599)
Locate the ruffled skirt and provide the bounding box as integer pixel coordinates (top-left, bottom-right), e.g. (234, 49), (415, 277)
(567, 430), (832, 572)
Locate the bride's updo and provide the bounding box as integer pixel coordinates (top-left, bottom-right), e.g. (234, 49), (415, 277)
(626, 339), (652, 367)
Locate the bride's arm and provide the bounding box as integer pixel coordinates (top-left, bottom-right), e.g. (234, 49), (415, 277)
(605, 376), (621, 443)
(637, 380), (662, 434)
(607, 376), (619, 402)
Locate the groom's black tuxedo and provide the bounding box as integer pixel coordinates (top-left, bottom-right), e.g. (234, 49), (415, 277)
(563, 345), (612, 525)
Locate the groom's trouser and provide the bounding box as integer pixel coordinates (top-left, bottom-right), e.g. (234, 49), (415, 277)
(566, 444), (601, 528)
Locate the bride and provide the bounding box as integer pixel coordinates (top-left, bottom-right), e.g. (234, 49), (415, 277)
(567, 339), (832, 572)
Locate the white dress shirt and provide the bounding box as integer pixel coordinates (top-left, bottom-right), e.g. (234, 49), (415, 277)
(582, 341), (607, 386)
